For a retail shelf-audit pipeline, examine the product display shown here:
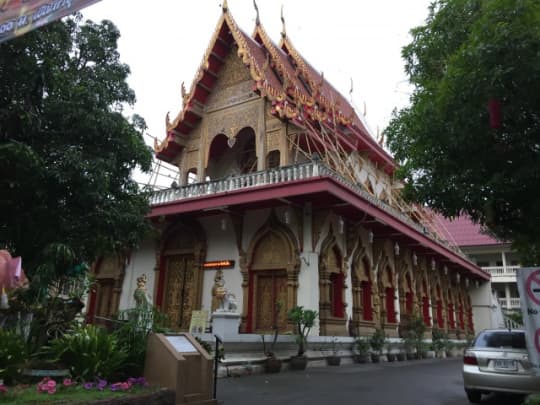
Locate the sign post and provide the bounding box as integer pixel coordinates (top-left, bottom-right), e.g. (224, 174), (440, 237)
(144, 333), (217, 404)
(516, 267), (540, 375)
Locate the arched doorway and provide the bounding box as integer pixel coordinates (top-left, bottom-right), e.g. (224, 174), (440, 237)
(242, 212), (300, 333)
(156, 221), (206, 331)
(87, 255), (125, 327)
(206, 127), (257, 179)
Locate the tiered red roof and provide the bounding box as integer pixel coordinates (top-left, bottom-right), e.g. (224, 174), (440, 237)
(155, 4), (395, 173)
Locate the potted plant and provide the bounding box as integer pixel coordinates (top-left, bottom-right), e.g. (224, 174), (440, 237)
(354, 336), (370, 363)
(395, 342), (406, 361)
(261, 301), (283, 373)
(403, 335), (416, 360)
(287, 306), (317, 371)
(386, 341), (396, 362)
(431, 328), (447, 358)
(326, 336), (341, 366)
(401, 314), (426, 360)
(369, 328), (385, 363)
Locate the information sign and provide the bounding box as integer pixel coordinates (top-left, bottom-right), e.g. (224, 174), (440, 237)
(165, 335), (197, 353)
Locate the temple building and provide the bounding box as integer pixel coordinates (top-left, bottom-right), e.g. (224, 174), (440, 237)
(87, 2), (492, 339)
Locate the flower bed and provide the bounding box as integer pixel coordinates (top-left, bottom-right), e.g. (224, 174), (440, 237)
(0, 377), (174, 404)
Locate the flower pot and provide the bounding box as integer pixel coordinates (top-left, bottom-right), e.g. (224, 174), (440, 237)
(370, 353), (380, 363)
(326, 355), (341, 366)
(406, 353), (417, 360)
(264, 357), (282, 373)
(353, 354), (370, 364)
(387, 353), (396, 362)
(289, 355), (308, 371)
(396, 353), (406, 361)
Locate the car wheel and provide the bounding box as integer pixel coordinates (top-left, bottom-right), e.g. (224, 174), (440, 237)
(465, 389), (481, 403)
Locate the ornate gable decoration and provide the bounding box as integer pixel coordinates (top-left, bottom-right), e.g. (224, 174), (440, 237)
(155, 3), (395, 174)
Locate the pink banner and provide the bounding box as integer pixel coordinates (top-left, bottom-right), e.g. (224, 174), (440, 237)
(0, 0), (102, 44)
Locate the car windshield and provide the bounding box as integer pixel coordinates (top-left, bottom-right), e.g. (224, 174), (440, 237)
(473, 331), (526, 349)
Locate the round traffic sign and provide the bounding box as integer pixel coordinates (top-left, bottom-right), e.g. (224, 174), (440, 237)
(535, 329), (540, 354)
(525, 270), (540, 306)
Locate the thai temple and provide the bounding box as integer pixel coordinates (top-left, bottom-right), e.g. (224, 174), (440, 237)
(86, 2), (492, 342)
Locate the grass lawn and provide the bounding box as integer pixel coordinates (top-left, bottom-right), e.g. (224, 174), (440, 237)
(0, 384), (158, 404)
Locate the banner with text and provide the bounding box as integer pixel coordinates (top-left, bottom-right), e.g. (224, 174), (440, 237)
(516, 267), (540, 375)
(0, 0), (101, 44)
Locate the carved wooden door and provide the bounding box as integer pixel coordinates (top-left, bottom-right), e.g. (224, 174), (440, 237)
(164, 254), (195, 330)
(95, 279), (114, 325)
(255, 271), (287, 332)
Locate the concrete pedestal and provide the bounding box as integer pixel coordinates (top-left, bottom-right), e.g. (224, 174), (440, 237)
(212, 311), (240, 341)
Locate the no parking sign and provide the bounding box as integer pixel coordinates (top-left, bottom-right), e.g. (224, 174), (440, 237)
(517, 268), (540, 375)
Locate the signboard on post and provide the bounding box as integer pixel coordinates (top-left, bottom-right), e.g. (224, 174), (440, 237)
(144, 333), (216, 404)
(516, 267), (540, 375)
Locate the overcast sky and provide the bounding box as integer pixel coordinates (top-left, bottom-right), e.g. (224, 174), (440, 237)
(81, 0), (432, 185)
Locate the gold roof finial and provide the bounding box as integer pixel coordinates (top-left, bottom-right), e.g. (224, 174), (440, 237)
(253, 0), (260, 25)
(280, 5), (286, 38)
(222, 0), (228, 13)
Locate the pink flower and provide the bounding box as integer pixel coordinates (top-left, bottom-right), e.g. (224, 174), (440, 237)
(36, 377), (57, 394)
(63, 378), (74, 387)
(0, 384), (7, 394)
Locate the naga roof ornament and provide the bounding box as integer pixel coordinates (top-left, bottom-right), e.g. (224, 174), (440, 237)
(253, 0), (260, 26)
(280, 5), (286, 38)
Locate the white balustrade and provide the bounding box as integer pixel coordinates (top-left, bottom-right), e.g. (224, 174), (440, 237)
(483, 265), (519, 278)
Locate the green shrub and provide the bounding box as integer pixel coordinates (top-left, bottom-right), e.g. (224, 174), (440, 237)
(431, 328), (448, 355)
(48, 325), (127, 381)
(287, 306), (318, 356)
(0, 329), (27, 384)
(369, 329), (386, 355)
(355, 336), (370, 355)
(112, 306), (170, 378)
(401, 314), (426, 355)
(524, 394), (540, 405)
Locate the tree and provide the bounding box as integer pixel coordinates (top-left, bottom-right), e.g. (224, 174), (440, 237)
(0, 15), (152, 277)
(385, 0), (540, 261)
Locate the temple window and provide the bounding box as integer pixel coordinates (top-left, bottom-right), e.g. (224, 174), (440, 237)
(236, 127), (257, 174)
(266, 150), (280, 169)
(422, 280), (430, 326)
(186, 168), (198, 184)
(330, 272), (345, 318)
(385, 267), (396, 323)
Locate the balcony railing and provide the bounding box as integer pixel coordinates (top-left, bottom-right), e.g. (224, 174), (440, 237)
(483, 265), (519, 278)
(150, 161), (469, 260)
(499, 297), (521, 309)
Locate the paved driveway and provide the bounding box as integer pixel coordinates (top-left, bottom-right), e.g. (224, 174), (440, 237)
(217, 358), (527, 405)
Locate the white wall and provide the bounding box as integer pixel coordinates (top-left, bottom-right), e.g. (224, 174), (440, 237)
(119, 237), (156, 311)
(470, 280), (496, 332)
(198, 215), (241, 314)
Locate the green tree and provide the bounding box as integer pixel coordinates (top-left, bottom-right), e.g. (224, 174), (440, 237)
(0, 15), (152, 275)
(385, 0), (540, 261)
